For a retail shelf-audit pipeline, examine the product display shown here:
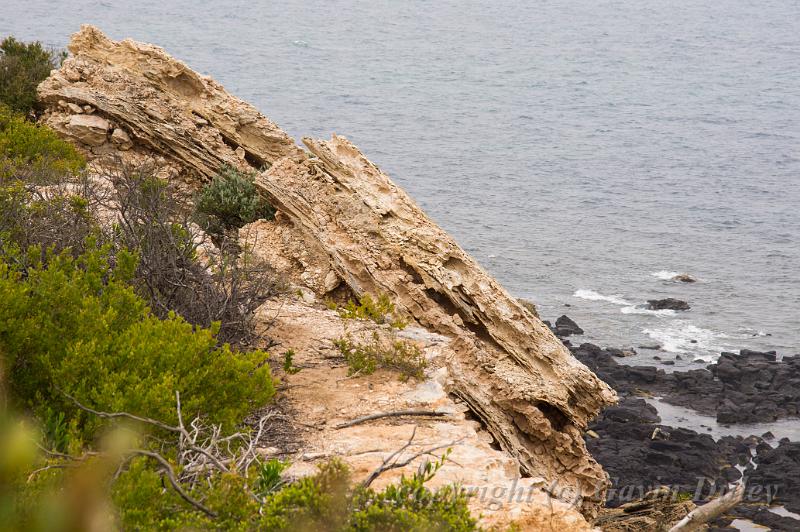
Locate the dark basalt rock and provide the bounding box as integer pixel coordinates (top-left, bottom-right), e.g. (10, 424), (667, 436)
(567, 322), (800, 526)
(723, 505), (800, 532)
(586, 397), (730, 507)
(554, 314), (584, 337)
(646, 298), (691, 311)
(748, 441), (800, 514)
(570, 342), (800, 424)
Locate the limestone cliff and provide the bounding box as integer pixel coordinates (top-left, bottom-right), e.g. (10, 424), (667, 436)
(39, 25), (617, 524)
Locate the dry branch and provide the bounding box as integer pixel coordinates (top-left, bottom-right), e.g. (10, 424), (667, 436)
(55, 390), (274, 516)
(334, 409), (450, 429)
(361, 426), (463, 488)
(132, 450), (217, 517)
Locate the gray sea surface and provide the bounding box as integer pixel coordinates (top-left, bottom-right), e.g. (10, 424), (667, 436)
(3, 0), (799, 367)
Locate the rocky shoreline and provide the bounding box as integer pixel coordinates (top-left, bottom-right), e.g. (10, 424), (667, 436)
(550, 317), (800, 530)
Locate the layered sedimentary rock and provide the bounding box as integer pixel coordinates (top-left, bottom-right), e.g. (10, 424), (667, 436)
(39, 25), (616, 517)
(258, 140), (617, 514)
(39, 24), (301, 186)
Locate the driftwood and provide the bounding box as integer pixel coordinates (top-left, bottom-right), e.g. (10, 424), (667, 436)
(668, 484), (745, 532)
(39, 26), (617, 517)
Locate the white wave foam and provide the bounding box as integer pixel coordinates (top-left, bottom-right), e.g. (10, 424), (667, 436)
(573, 289), (630, 306)
(642, 321), (728, 359)
(620, 305), (676, 317)
(651, 270), (680, 281)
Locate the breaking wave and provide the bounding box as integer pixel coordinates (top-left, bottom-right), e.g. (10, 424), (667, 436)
(642, 321), (729, 360)
(651, 270), (680, 281)
(573, 289), (630, 306)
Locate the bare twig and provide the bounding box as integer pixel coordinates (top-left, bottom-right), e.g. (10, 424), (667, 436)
(52, 389), (274, 517)
(360, 426), (463, 488)
(61, 389), (182, 434)
(26, 462), (81, 482)
(335, 409), (450, 430)
(132, 450), (217, 517)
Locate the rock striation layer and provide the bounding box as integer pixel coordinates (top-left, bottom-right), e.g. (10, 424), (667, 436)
(39, 25), (301, 185)
(39, 25), (616, 518)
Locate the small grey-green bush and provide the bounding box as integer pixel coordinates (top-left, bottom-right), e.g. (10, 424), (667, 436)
(195, 166), (275, 235)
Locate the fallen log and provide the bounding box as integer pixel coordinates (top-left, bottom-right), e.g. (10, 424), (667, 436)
(668, 484), (745, 532)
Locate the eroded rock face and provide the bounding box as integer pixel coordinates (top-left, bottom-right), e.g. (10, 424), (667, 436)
(39, 25), (616, 518)
(256, 138), (616, 515)
(38, 24), (301, 186)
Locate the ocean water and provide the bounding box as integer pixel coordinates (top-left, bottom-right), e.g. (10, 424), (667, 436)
(4, 0), (799, 367)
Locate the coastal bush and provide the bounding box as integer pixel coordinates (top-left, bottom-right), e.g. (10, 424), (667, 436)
(282, 349), (301, 374)
(111, 456), (477, 531)
(0, 37), (64, 116)
(329, 292), (407, 329)
(195, 165), (275, 236)
(0, 170), (99, 266)
(0, 104), (85, 176)
(111, 161), (278, 347)
(0, 242), (276, 441)
(334, 332), (426, 381)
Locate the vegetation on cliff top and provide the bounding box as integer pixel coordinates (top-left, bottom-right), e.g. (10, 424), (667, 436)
(0, 36), (64, 116)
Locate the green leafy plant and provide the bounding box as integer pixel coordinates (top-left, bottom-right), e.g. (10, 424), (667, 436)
(256, 459), (290, 497)
(0, 104), (86, 176)
(329, 293), (407, 329)
(0, 242), (276, 439)
(333, 332), (426, 381)
(282, 349), (301, 374)
(0, 37), (65, 115)
(195, 165), (275, 236)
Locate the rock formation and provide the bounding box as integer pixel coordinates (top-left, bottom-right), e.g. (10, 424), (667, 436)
(38, 25), (616, 520)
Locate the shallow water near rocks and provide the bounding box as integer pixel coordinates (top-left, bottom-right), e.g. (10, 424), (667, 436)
(3, 0), (798, 365)
(645, 397), (800, 442)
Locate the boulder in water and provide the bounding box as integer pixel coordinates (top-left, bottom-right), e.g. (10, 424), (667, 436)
(555, 315), (584, 336)
(646, 298), (690, 311)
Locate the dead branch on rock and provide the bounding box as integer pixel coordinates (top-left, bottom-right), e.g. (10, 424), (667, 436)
(335, 409), (450, 429)
(361, 426), (463, 488)
(668, 484), (745, 532)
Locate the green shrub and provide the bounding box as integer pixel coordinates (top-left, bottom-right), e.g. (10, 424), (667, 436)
(349, 455), (476, 532)
(258, 459), (353, 530)
(282, 349), (301, 374)
(0, 241), (276, 441)
(258, 458), (477, 531)
(256, 459), (290, 496)
(329, 293), (407, 329)
(0, 37), (64, 115)
(0, 104), (85, 176)
(195, 166), (275, 236)
(334, 332), (426, 381)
